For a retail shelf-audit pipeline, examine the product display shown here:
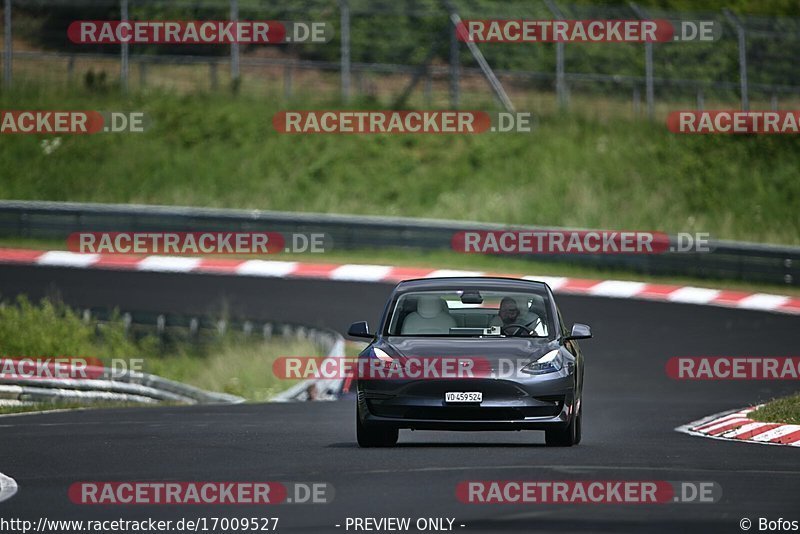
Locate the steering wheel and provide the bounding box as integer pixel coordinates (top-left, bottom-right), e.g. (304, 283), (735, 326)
(501, 323), (534, 336)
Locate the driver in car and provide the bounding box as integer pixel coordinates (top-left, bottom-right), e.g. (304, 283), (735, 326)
(497, 297), (520, 327)
(491, 296), (546, 335)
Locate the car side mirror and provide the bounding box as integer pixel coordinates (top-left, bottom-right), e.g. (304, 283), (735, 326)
(566, 323), (592, 340)
(347, 321), (372, 339)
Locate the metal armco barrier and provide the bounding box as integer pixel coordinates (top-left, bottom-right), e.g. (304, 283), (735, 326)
(0, 200), (796, 286)
(0, 309), (344, 406)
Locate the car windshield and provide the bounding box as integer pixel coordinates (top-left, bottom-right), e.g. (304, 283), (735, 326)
(386, 288), (553, 337)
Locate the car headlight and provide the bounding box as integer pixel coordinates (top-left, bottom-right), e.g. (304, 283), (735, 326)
(372, 347), (394, 363)
(521, 349), (563, 375)
(369, 347), (396, 371)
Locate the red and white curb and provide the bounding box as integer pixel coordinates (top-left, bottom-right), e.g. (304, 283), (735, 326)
(1, 248), (799, 315)
(676, 407), (800, 447)
(0, 472), (18, 503)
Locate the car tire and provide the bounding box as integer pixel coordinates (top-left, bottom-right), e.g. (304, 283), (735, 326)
(573, 404), (582, 445)
(356, 405), (399, 448)
(545, 404), (580, 447)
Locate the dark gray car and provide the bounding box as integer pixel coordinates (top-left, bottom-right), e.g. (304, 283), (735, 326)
(348, 277), (591, 447)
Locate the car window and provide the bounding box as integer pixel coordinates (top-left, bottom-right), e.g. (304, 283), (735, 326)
(386, 289), (552, 337)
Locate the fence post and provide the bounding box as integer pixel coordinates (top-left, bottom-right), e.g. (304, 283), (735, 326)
(157, 314), (165, 340)
(120, 0), (129, 92)
(644, 37), (653, 119)
(544, 0), (567, 110)
(3, 0), (10, 88)
(230, 0), (240, 88)
(554, 38), (566, 110)
(449, 15), (460, 108)
(339, 0), (351, 103)
(724, 9), (748, 111)
(629, 3), (654, 120)
(445, 7), (514, 112)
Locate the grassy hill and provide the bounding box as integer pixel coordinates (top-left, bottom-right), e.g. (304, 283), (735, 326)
(1, 85), (798, 245)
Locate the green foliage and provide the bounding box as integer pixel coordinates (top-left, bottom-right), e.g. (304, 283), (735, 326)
(146, 338), (311, 401)
(0, 295), (314, 403)
(750, 394), (800, 425)
(1, 87), (798, 245)
(0, 295), (149, 362)
(12, 0), (800, 87)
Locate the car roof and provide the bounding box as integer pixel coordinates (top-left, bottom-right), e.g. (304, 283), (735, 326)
(394, 277), (550, 293)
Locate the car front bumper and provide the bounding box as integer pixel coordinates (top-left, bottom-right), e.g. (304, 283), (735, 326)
(357, 374), (576, 431)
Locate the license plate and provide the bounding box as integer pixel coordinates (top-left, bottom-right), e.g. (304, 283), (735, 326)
(445, 392), (482, 403)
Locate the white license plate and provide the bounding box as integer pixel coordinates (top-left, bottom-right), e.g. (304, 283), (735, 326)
(445, 392), (482, 403)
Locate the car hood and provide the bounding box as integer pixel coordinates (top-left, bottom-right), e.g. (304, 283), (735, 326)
(382, 336), (557, 363)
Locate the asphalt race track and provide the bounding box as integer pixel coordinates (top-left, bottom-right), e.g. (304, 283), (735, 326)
(0, 264), (798, 533)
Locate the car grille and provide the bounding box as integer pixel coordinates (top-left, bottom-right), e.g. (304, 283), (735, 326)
(368, 398), (563, 420)
(401, 380), (528, 398)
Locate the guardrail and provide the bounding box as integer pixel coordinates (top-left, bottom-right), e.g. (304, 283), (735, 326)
(0, 306), (346, 408)
(0, 200), (797, 286)
(271, 335), (346, 403)
(0, 367), (245, 406)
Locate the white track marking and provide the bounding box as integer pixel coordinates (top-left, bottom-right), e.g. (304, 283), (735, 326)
(342, 463), (800, 476)
(330, 264), (393, 281)
(0, 472), (18, 503)
(36, 251), (99, 267)
(676, 406), (800, 447)
(696, 418), (750, 434)
(588, 280), (647, 298)
(667, 286), (720, 304)
(750, 425), (800, 443)
(235, 260), (298, 277)
(426, 269), (484, 278)
(723, 422), (772, 438)
(692, 412), (751, 431)
(136, 256), (201, 272)
(737, 293), (790, 310)
(3, 248), (799, 314)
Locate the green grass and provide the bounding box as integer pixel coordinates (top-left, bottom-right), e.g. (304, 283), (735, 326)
(145, 338), (308, 402)
(0, 295), (314, 406)
(750, 394), (800, 425)
(1, 86), (799, 246)
(0, 295), (151, 360)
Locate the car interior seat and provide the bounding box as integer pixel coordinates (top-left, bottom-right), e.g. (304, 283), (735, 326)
(401, 295), (457, 334)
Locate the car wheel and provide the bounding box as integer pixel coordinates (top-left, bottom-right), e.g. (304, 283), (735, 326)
(356, 405), (398, 448)
(545, 404), (580, 447)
